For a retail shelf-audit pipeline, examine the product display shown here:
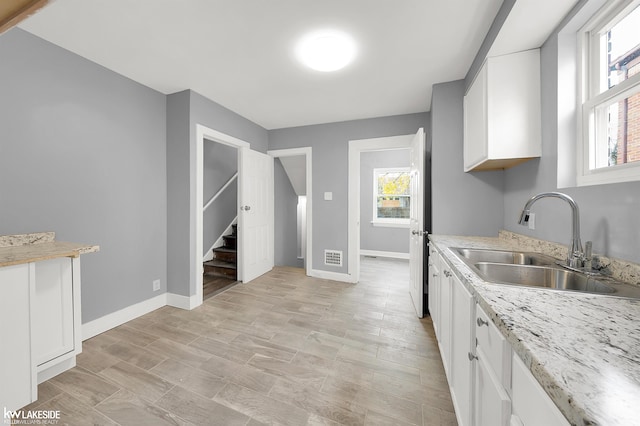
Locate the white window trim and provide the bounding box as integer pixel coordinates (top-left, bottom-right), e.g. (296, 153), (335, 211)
(372, 167), (410, 227)
(576, 0), (640, 186)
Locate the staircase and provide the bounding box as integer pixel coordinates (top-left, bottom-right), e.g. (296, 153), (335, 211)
(204, 224), (237, 280)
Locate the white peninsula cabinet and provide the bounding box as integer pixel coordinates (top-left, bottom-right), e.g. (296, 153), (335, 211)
(0, 263), (36, 412)
(463, 49), (541, 172)
(33, 257), (80, 381)
(428, 243), (569, 426)
(0, 233), (97, 417)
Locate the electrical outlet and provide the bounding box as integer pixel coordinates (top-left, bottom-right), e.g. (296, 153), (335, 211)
(528, 213), (536, 230)
(152, 279), (161, 291)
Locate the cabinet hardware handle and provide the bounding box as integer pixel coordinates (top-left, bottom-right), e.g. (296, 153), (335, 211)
(444, 270), (452, 277)
(477, 317), (489, 327)
(468, 352), (478, 361)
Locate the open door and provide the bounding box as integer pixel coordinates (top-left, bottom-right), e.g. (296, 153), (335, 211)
(409, 128), (425, 318)
(239, 148), (274, 283)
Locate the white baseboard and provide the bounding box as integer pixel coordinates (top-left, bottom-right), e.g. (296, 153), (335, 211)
(360, 249), (410, 260)
(38, 357), (75, 384)
(82, 293), (167, 341)
(310, 269), (355, 283)
(166, 292), (201, 310)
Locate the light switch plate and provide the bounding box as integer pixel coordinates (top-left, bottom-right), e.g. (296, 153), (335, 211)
(324, 192), (333, 201)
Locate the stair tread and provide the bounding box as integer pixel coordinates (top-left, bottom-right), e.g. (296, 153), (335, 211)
(204, 260), (237, 270)
(213, 246), (236, 253)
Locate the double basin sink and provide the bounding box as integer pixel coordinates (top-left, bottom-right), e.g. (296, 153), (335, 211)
(452, 248), (640, 299)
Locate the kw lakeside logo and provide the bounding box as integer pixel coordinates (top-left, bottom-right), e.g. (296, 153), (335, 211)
(3, 408), (60, 425)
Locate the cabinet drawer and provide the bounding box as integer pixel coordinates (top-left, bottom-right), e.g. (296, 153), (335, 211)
(475, 305), (511, 388)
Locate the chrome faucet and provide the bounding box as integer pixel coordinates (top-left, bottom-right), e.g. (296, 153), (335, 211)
(518, 192), (587, 269)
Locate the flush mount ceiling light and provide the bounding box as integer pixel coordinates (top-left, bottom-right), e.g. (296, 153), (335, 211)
(295, 30), (356, 72)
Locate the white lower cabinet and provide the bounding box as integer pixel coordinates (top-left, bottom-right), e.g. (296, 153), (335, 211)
(0, 263), (36, 413)
(438, 259), (453, 377)
(511, 353), (570, 426)
(429, 244), (570, 426)
(474, 347), (511, 426)
(33, 257), (74, 368)
(473, 305), (511, 426)
(450, 273), (475, 426)
(1, 256), (82, 416)
(428, 244), (440, 336)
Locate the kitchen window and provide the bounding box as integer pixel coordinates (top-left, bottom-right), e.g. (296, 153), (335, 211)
(578, 0), (640, 185)
(372, 168), (410, 227)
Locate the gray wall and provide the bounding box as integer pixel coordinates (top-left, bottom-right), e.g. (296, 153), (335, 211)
(274, 159), (302, 267)
(268, 113), (429, 275)
(430, 80), (504, 236)
(166, 91), (191, 297)
(465, 0), (516, 89)
(501, 2), (640, 264)
(360, 149), (410, 253)
(0, 29), (167, 323)
(203, 141), (237, 253)
(166, 90), (268, 297)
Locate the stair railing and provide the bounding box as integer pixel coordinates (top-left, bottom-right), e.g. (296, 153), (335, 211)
(203, 172), (238, 212)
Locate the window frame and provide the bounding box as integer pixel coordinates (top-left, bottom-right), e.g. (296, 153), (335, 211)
(577, 0), (640, 186)
(371, 167), (411, 228)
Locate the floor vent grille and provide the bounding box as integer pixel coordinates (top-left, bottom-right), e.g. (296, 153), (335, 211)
(324, 250), (343, 267)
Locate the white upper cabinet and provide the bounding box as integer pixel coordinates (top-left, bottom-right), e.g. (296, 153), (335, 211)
(464, 49), (541, 172)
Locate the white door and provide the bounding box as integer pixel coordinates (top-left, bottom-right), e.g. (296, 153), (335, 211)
(409, 127), (425, 318)
(239, 148), (274, 283)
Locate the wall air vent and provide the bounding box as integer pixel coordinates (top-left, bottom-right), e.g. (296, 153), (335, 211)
(324, 250), (343, 267)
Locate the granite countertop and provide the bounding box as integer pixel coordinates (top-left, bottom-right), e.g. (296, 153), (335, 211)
(0, 232), (99, 268)
(429, 233), (640, 426)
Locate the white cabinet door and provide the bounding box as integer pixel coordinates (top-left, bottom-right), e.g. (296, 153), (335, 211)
(511, 353), (569, 426)
(0, 263), (35, 412)
(427, 245), (440, 336)
(464, 63), (488, 170)
(475, 346), (511, 426)
(439, 260), (453, 377)
(450, 274), (475, 426)
(33, 258), (74, 367)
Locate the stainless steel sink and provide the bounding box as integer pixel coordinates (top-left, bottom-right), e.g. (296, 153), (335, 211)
(451, 247), (640, 299)
(454, 248), (557, 266)
(473, 262), (616, 294)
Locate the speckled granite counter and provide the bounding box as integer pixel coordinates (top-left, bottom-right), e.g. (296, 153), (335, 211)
(429, 233), (640, 426)
(0, 232), (99, 267)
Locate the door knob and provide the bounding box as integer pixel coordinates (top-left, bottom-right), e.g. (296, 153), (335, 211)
(241, 206), (251, 211)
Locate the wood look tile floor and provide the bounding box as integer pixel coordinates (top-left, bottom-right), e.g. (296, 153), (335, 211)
(22, 257), (457, 425)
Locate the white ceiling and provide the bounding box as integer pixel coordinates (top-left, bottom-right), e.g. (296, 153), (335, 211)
(19, 0), (504, 130)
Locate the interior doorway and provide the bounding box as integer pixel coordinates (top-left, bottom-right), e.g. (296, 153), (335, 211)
(201, 138), (240, 299)
(268, 147), (313, 276)
(348, 129), (427, 317)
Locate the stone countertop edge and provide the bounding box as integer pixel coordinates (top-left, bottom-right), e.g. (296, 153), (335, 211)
(0, 232), (100, 268)
(429, 233), (640, 426)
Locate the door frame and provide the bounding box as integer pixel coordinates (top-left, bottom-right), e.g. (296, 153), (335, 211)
(348, 134), (415, 283)
(267, 147), (313, 277)
(195, 124), (249, 307)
